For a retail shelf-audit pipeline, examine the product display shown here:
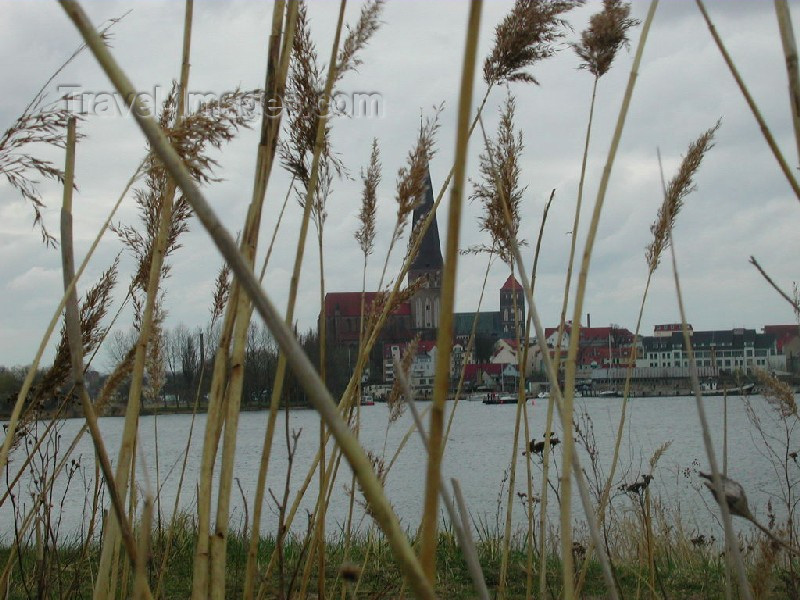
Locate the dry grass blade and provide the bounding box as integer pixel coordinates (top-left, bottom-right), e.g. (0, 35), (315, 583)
(774, 0), (800, 165)
(484, 0), (583, 86)
(645, 121), (720, 272)
(572, 0), (639, 77)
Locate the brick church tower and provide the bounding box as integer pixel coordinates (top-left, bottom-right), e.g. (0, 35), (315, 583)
(500, 274), (525, 337)
(408, 171), (442, 340)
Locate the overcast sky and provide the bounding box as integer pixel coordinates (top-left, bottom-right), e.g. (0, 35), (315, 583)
(1, 1), (799, 370)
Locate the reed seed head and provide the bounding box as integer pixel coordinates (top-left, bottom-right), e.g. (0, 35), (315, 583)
(470, 91), (527, 266)
(484, 0), (583, 86)
(336, 0), (385, 80)
(355, 139), (381, 258)
(646, 120), (721, 273)
(572, 0), (639, 78)
(755, 368), (797, 418)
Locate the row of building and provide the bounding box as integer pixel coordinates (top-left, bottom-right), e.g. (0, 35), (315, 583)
(322, 170), (799, 392)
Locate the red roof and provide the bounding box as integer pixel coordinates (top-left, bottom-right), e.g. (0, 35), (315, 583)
(325, 292), (410, 318)
(764, 325), (800, 352)
(501, 275), (522, 291)
(463, 363), (502, 379)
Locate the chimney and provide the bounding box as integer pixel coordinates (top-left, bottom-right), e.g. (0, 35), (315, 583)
(587, 313), (591, 328)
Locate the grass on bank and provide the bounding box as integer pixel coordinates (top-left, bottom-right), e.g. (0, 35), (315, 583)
(1, 513), (794, 599)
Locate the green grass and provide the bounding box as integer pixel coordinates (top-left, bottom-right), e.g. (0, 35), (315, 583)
(0, 516), (793, 599)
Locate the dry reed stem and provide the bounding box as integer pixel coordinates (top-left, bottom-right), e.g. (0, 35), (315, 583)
(420, 2), (483, 581)
(502, 208), (620, 600)
(59, 116), (144, 576)
(395, 362), (491, 600)
(775, 0), (800, 166)
(210, 1), (288, 595)
(55, 2), (436, 597)
(443, 251), (495, 448)
(472, 110), (526, 598)
(667, 227), (753, 600)
(243, 5), (300, 598)
(560, 4), (658, 596)
(749, 255), (800, 314)
(260, 79), (495, 594)
(577, 122), (720, 594)
(94, 14), (195, 595)
(696, 0), (800, 203)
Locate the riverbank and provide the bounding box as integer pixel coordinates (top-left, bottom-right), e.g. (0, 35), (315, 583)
(0, 520), (771, 598)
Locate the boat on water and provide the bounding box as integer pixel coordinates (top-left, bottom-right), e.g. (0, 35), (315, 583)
(361, 394), (375, 406)
(598, 390), (620, 397)
(700, 382), (755, 397)
(483, 393), (518, 405)
(537, 391), (550, 399)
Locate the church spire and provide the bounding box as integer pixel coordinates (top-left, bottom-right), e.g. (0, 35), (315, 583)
(408, 170), (443, 285)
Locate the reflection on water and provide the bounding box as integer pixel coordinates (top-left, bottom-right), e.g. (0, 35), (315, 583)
(2, 394), (797, 542)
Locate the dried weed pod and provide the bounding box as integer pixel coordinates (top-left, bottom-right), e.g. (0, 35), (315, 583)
(699, 471), (754, 520)
(572, 0), (639, 78)
(355, 139), (381, 258)
(755, 368), (797, 418)
(470, 92), (527, 265)
(336, 0), (385, 79)
(484, 0), (583, 86)
(645, 121), (721, 273)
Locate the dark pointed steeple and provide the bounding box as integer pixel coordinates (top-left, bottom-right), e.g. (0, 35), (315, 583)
(408, 170), (443, 285)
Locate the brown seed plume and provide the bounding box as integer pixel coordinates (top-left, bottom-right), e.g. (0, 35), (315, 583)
(470, 92), (527, 266)
(484, 0), (583, 86)
(572, 0), (639, 78)
(337, 0), (385, 80)
(393, 106), (443, 246)
(646, 120), (721, 273)
(355, 139), (381, 258)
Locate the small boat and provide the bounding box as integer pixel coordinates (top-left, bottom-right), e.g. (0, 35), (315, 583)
(700, 382), (755, 397)
(483, 393), (518, 405)
(537, 391), (550, 399)
(361, 394), (375, 406)
(598, 390), (620, 397)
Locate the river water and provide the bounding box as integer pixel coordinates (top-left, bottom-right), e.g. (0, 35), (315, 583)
(2, 394), (797, 543)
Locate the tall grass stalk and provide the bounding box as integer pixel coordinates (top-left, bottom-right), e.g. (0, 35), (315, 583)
(94, 5), (197, 592)
(696, 0), (800, 202)
(58, 116), (143, 577)
(57, 3), (435, 597)
(242, 4), (299, 598)
(576, 121), (721, 596)
(420, 1), (482, 581)
(395, 363), (490, 600)
(666, 210), (753, 600)
(775, 0), (800, 165)
(559, 4), (658, 596)
(208, 2), (291, 596)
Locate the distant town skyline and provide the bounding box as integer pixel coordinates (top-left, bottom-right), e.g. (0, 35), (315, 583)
(0, 1), (798, 369)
